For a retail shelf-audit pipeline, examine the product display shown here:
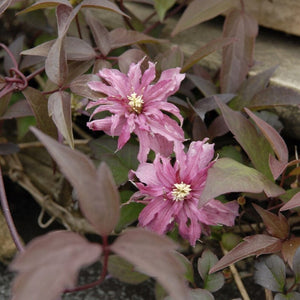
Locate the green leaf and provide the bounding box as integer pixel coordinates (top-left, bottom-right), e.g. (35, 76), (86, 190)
(154, 0), (176, 22)
(221, 232), (242, 251)
(216, 98), (274, 179)
(17, 0), (72, 15)
(115, 202), (144, 233)
(107, 255), (149, 284)
(254, 255), (286, 292)
(89, 136), (139, 186)
(217, 145), (243, 164)
(274, 293), (300, 300)
(165, 288), (214, 300)
(17, 116), (36, 140)
(171, 0), (235, 36)
(200, 157), (285, 207)
(198, 249), (224, 292)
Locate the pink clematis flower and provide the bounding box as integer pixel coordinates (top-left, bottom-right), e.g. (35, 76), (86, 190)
(87, 58), (185, 162)
(130, 140), (239, 246)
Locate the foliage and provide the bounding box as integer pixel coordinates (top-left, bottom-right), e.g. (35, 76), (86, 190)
(0, 0), (300, 299)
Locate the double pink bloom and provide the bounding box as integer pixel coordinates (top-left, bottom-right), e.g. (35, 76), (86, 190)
(87, 59), (239, 245)
(87, 59), (185, 162)
(130, 140), (239, 246)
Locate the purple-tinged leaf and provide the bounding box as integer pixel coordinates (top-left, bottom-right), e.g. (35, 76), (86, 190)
(269, 154), (288, 180)
(198, 249), (224, 292)
(254, 255), (286, 292)
(207, 115), (229, 139)
(193, 93), (235, 119)
(217, 98), (274, 179)
(0, 0), (12, 16)
(31, 127), (120, 236)
(249, 86), (300, 110)
(45, 37), (68, 86)
(111, 228), (189, 300)
(0, 99), (33, 119)
(70, 74), (104, 100)
(200, 158), (285, 207)
(22, 87), (57, 138)
(57, 4), (81, 38)
(220, 9), (258, 93)
(154, 0), (176, 22)
(292, 246), (300, 283)
(280, 192), (300, 211)
(10, 231), (101, 300)
(84, 10), (111, 56)
(65, 60), (94, 83)
(107, 255), (149, 284)
(209, 235), (282, 274)
(245, 108), (288, 164)
(230, 65), (278, 110)
(253, 204), (289, 240)
(17, 0), (72, 15)
(158, 45), (184, 70)
(81, 0), (128, 17)
(171, 0), (235, 36)
(22, 37), (95, 61)
(118, 49), (146, 74)
(0, 93), (11, 117)
(109, 28), (165, 49)
(48, 91), (74, 148)
(181, 37), (234, 73)
(0, 143), (20, 155)
(282, 238), (300, 269)
(187, 74), (217, 97)
(92, 59), (112, 74)
(4, 36), (24, 75)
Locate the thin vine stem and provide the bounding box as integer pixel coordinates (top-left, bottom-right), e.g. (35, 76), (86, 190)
(0, 166), (24, 252)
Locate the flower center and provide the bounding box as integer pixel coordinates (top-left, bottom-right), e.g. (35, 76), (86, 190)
(127, 92), (144, 114)
(171, 182), (191, 201)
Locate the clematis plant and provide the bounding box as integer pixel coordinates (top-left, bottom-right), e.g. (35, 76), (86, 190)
(130, 139), (239, 246)
(87, 58), (185, 162)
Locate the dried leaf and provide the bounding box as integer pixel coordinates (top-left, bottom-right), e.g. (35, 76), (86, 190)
(48, 91), (74, 148)
(45, 37), (68, 86)
(220, 9), (258, 93)
(17, 0), (72, 15)
(253, 204), (289, 240)
(22, 87), (57, 138)
(111, 228), (188, 300)
(181, 37), (234, 73)
(107, 255), (149, 284)
(10, 231), (101, 300)
(217, 98), (274, 179)
(84, 10), (111, 56)
(280, 192), (300, 211)
(154, 0), (176, 22)
(254, 255), (286, 292)
(198, 249), (224, 292)
(209, 235), (282, 273)
(171, 0), (235, 36)
(200, 157), (284, 207)
(81, 0), (128, 17)
(109, 28), (165, 49)
(31, 127), (120, 236)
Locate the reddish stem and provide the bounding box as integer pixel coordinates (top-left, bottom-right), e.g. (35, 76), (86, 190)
(63, 235), (110, 293)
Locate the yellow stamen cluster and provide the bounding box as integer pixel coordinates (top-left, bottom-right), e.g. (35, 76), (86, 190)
(127, 92), (144, 114)
(171, 182), (191, 201)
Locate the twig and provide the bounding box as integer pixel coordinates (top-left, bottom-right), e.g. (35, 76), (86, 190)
(0, 165), (24, 252)
(265, 288), (274, 300)
(221, 243), (250, 300)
